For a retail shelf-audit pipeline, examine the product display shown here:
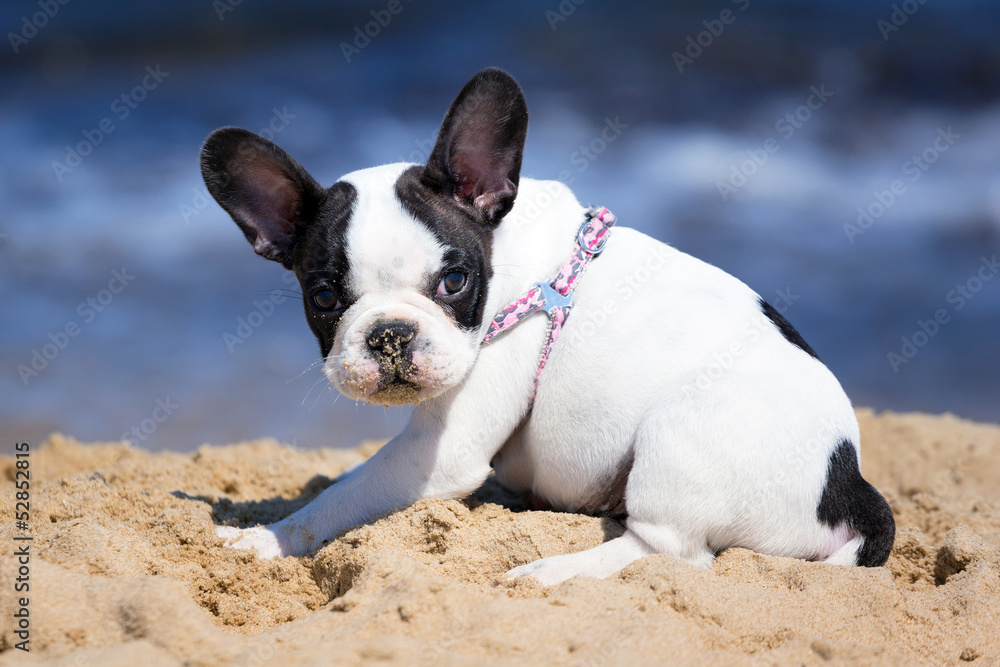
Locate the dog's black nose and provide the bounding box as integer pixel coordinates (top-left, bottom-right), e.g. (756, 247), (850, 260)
(366, 321), (416, 357)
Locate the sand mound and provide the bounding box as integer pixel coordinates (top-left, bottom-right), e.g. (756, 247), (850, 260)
(2, 408), (999, 665)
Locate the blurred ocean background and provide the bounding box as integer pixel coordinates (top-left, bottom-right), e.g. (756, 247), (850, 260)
(2, 0), (998, 451)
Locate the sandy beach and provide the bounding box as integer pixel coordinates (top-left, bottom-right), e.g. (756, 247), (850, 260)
(2, 407), (999, 665)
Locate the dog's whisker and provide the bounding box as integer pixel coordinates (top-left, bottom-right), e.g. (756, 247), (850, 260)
(301, 374), (330, 407)
(288, 360), (325, 383)
(308, 382), (335, 412)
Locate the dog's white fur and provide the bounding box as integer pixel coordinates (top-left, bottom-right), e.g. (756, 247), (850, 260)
(219, 167), (863, 585)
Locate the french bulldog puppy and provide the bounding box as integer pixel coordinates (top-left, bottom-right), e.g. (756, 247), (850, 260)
(200, 68), (894, 585)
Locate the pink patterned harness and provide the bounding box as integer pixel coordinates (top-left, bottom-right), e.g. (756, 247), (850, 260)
(482, 206), (616, 403)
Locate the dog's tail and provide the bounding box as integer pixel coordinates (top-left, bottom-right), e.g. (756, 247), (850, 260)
(817, 439), (895, 567)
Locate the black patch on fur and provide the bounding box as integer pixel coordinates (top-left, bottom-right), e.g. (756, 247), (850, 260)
(293, 182), (358, 359)
(816, 439), (895, 567)
(759, 298), (820, 360)
(395, 166), (493, 331)
(200, 127), (362, 357)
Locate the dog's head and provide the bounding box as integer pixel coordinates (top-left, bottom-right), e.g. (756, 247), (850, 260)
(201, 68), (528, 405)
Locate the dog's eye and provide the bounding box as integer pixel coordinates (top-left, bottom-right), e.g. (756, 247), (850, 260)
(311, 289), (342, 312)
(437, 271), (468, 296)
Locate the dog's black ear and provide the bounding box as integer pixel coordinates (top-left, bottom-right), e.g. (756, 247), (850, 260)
(422, 68), (528, 225)
(200, 128), (325, 267)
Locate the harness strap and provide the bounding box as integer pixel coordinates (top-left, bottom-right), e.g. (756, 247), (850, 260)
(482, 206), (616, 403)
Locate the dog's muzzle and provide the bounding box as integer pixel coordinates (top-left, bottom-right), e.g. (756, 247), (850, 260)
(365, 319), (421, 403)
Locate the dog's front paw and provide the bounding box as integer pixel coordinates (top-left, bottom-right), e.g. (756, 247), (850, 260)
(215, 525), (243, 542)
(215, 525), (286, 559)
(505, 556), (579, 587)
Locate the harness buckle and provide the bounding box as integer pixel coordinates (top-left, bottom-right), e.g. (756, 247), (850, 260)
(578, 219), (610, 256)
(532, 280), (572, 316)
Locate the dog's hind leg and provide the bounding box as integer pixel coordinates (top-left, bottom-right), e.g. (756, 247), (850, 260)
(505, 529), (655, 586)
(509, 374), (768, 585)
